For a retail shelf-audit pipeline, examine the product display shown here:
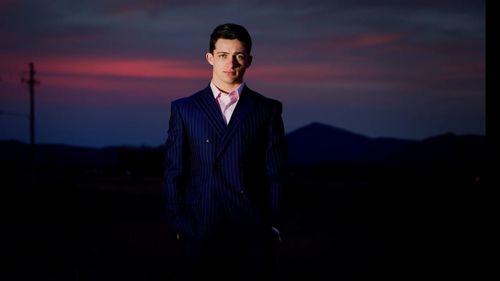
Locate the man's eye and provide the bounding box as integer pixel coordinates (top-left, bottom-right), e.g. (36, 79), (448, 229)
(236, 55), (246, 60)
(218, 54), (227, 58)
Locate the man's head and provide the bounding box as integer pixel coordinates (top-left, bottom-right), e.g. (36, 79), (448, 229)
(206, 23), (253, 91)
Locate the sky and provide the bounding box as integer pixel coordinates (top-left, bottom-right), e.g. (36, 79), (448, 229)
(0, 0), (485, 147)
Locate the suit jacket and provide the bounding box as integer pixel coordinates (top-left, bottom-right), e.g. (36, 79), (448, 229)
(163, 85), (287, 238)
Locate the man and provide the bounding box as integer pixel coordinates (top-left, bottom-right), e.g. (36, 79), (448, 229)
(163, 23), (287, 280)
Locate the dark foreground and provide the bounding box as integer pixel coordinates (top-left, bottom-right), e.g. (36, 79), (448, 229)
(3, 165), (486, 280)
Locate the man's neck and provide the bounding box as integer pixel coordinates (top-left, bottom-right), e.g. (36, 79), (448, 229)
(211, 80), (243, 94)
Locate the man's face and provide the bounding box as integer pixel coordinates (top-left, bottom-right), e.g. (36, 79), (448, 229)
(206, 38), (252, 90)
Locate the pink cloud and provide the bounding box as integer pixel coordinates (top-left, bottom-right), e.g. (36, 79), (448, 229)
(0, 54), (206, 79)
(0, 54), (207, 106)
(250, 63), (360, 82)
(37, 73), (195, 106)
(431, 59), (485, 82)
(37, 56), (208, 79)
(249, 55), (400, 85)
(349, 33), (402, 47)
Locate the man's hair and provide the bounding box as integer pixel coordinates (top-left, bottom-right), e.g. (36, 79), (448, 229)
(209, 23), (252, 54)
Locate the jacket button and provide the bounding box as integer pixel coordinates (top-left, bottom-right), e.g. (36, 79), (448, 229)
(205, 139), (210, 143)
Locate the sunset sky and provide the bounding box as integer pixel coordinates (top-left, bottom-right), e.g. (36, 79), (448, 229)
(0, 0), (485, 147)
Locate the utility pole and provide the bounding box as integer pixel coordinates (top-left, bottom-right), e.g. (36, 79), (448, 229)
(21, 63), (40, 170)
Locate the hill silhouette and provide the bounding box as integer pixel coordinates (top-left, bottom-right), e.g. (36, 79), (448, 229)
(287, 122), (415, 166)
(287, 122), (485, 170)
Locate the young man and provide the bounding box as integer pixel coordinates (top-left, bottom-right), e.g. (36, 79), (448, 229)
(163, 23), (287, 281)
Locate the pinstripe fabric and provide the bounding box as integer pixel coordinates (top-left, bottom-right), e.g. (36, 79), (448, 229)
(163, 84), (287, 239)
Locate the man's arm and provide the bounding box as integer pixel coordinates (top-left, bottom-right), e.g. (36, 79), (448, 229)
(163, 101), (186, 231)
(265, 101), (287, 236)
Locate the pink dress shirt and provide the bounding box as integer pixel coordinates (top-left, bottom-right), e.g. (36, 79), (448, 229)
(210, 82), (244, 124)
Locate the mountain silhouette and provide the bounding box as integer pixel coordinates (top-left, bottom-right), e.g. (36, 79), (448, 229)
(286, 122), (485, 169)
(396, 132), (486, 169)
(287, 122), (415, 166)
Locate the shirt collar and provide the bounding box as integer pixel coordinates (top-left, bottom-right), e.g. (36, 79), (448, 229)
(210, 82), (245, 99)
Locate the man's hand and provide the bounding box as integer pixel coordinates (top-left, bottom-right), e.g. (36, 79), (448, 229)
(272, 226), (282, 242)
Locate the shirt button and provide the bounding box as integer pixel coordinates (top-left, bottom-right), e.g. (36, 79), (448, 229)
(205, 139), (210, 143)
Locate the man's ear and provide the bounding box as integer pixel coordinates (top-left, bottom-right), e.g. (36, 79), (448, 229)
(206, 52), (214, 66)
(247, 55), (253, 68)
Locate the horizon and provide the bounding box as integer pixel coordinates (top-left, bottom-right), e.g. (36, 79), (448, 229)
(0, 121), (485, 149)
(0, 1), (485, 147)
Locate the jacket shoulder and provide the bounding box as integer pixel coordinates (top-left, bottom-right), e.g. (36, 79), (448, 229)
(246, 87), (282, 109)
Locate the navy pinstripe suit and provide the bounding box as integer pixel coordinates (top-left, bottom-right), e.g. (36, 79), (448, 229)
(163, 84), (287, 280)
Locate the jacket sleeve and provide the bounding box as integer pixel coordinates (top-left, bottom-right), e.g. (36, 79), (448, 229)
(265, 101), (288, 230)
(163, 101), (186, 225)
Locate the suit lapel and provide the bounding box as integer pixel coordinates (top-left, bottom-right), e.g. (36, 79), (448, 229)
(215, 86), (257, 160)
(194, 86), (226, 137)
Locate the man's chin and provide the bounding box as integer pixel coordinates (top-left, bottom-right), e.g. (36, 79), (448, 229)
(223, 78), (242, 85)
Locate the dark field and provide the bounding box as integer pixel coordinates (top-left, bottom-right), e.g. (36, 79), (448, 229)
(3, 164), (485, 281)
